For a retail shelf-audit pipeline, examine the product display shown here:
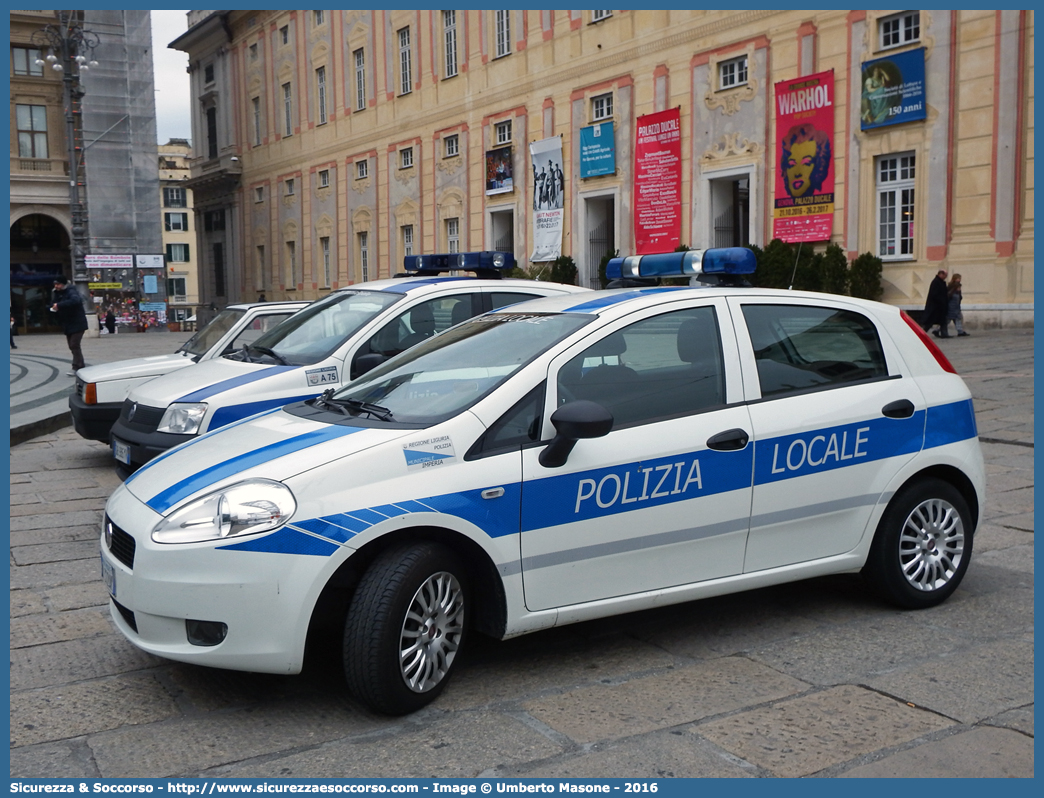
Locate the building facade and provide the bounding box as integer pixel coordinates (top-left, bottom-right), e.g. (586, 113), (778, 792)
(10, 9), (162, 334)
(171, 9), (1033, 326)
(159, 139), (200, 326)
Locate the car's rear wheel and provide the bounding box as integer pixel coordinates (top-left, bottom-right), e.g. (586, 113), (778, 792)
(344, 542), (468, 715)
(863, 477), (973, 609)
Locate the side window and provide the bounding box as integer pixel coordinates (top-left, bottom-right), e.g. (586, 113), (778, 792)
(468, 384), (545, 459)
(490, 291), (544, 311)
(352, 294), (480, 376)
(741, 304), (888, 398)
(228, 313), (295, 351)
(556, 307), (725, 428)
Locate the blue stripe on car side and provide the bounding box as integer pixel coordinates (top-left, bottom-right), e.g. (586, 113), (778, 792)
(925, 398), (977, 448)
(216, 527), (340, 556)
(177, 366), (299, 403)
(563, 287), (687, 313)
(146, 425), (362, 513)
(208, 394), (320, 430)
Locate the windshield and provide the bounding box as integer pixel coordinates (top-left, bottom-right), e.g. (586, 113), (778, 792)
(330, 312), (591, 424)
(179, 309), (245, 357)
(238, 291), (402, 366)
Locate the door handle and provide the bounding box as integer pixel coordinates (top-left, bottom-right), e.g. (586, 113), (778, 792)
(882, 399), (915, 419)
(706, 428), (749, 451)
(481, 487), (505, 500)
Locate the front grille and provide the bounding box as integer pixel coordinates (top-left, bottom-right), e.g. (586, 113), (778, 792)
(106, 516), (136, 569)
(112, 597), (138, 632)
(75, 378), (85, 399)
(118, 400), (166, 432)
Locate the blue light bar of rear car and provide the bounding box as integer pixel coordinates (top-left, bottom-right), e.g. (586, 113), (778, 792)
(403, 251), (516, 272)
(605, 248), (755, 279)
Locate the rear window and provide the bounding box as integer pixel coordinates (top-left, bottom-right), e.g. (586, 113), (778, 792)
(741, 304), (888, 398)
(179, 309), (244, 357)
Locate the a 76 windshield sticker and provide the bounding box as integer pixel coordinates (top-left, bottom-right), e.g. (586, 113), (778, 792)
(403, 436), (456, 471)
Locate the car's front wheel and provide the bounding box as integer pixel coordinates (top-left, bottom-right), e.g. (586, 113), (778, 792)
(344, 542), (468, 715)
(863, 477), (973, 609)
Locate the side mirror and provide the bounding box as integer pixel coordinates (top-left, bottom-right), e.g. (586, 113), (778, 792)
(538, 400), (613, 468)
(352, 353), (386, 379)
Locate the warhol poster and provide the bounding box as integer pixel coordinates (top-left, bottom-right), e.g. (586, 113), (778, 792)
(773, 69), (835, 243)
(530, 136), (564, 262)
(634, 108), (682, 254)
(485, 146), (513, 195)
(860, 48), (926, 129)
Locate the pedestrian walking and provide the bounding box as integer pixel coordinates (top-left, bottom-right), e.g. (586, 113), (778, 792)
(922, 269), (949, 337)
(945, 273), (970, 337)
(10, 315), (17, 349)
(49, 276), (89, 374)
(105, 308), (117, 335)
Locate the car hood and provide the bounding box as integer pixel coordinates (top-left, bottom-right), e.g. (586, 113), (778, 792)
(125, 357), (299, 407)
(122, 408), (409, 514)
(78, 352), (194, 383)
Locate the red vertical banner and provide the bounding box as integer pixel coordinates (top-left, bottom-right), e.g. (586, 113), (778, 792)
(773, 70), (835, 242)
(634, 108), (682, 254)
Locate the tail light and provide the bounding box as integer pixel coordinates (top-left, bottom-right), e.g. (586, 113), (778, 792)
(84, 382), (97, 405)
(901, 311), (957, 374)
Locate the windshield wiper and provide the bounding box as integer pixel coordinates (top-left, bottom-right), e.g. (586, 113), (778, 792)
(313, 390), (393, 421)
(249, 344), (291, 366)
(314, 388), (351, 416)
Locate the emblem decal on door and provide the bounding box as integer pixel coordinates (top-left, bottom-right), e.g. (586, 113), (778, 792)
(403, 435), (455, 471)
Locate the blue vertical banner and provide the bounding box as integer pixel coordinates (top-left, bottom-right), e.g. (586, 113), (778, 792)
(860, 47), (926, 129)
(580, 121), (616, 178)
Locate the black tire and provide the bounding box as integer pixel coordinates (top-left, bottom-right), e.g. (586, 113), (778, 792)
(344, 542), (469, 715)
(863, 477), (973, 609)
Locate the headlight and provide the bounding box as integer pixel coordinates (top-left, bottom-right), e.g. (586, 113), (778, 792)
(157, 402), (207, 434)
(152, 479), (297, 544)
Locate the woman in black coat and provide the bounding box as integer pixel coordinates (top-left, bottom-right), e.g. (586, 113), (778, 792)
(922, 269), (949, 337)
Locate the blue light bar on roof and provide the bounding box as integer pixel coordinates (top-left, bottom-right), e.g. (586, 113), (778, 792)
(605, 247), (756, 280)
(403, 251), (516, 272)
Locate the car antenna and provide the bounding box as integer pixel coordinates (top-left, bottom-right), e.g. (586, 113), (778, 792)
(788, 241), (802, 290)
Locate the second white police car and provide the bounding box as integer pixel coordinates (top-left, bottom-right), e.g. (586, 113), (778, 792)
(108, 252), (588, 478)
(101, 247), (984, 715)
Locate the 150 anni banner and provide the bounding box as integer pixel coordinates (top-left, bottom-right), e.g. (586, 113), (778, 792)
(773, 70), (835, 243)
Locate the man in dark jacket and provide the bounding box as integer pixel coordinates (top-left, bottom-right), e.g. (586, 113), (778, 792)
(921, 269), (949, 337)
(50, 276), (89, 373)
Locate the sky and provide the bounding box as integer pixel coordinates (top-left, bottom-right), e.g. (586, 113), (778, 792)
(151, 10), (191, 144)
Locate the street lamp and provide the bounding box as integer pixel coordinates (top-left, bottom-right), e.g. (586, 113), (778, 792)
(32, 12), (100, 306)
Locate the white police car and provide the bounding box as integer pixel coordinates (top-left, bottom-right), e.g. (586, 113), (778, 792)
(100, 247), (984, 715)
(71, 301), (308, 443)
(108, 252), (588, 477)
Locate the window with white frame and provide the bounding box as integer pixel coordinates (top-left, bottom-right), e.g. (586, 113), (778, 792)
(164, 212), (189, 232)
(255, 186), (265, 203)
(446, 217), (460, 253)
(356, 159), (368, 179)
(318, 169), (330, 188)
(400, 147), (413, 169)
(402, 225), (414, 256)
(591, 93), (613, 121)
(16, 104), (48, 159)
(876, 153), (916, 259)
(285, 178), (295, 196)
(204, 64), (215, 84)
(398, 27), (412, 95)
(718, 55), (748, 89)
(320, 236), (331, 287)
(444, 134), (459, 158)
(280, 25), (289, 46)
(591, 11), (612, 22)
(252, 97), (262, 146)
(12, 47), (43, 76)
(167, 277), (187, 300)
(286, 240), (297, 286)
(879, 11), (920, 50)
(358, 231), (369, 281)
(166, 243), (190, 262)
(495, 11), (511, 58)
(495, 120), (512, 145)
(316, 66), (327, 125)
(443, 11), (458, 78)
(354, 48), (366, 111)
(282, 82), (293, 136)
(314, 10), (324, 27)
(163, 187), (185, 208)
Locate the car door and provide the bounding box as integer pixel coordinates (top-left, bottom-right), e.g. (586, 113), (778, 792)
(518, 298), (754, 612)
(730, 298), (927, 572)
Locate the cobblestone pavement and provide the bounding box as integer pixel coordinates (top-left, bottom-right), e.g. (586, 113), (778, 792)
(8, 329), (1033, 778)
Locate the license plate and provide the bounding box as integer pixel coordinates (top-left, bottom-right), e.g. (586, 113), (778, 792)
(101, 556), (116, 598)
(112, 438), (131, 465)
